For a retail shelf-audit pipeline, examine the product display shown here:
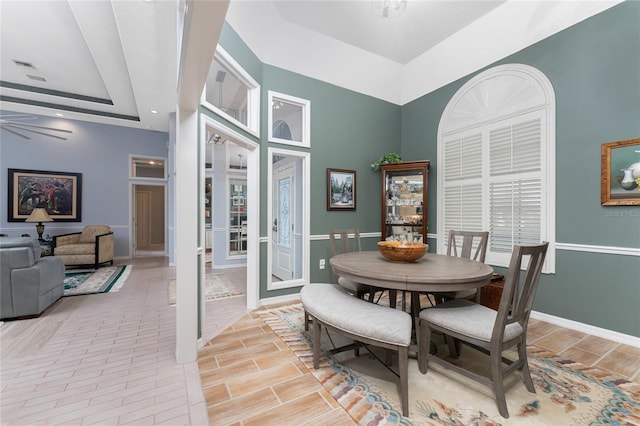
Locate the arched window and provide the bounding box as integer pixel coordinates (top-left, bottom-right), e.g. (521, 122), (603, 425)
(438, 64), (556, 272)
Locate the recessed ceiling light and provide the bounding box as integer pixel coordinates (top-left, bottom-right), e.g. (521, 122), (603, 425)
(150, 110), (158, 114)
(55, 113), (64, 117)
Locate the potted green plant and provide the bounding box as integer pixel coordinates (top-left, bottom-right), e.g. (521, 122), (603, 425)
(370, 153), (402, 171)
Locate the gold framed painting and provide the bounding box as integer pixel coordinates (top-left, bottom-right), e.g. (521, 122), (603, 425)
(601, 137), (640, 206)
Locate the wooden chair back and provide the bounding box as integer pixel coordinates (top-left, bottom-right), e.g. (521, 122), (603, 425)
(329, 229), (361, 256)
(447, 230), (489, 262)
(494, 242), (548, 343)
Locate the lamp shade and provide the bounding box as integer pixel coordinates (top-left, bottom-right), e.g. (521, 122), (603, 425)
(25, 208), (53, 223)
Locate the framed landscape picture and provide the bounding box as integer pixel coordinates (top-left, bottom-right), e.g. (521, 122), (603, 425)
(327, 168), (356, 211)
(8, 168), (82, 221)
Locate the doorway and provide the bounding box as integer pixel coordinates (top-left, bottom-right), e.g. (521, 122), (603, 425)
(267, 147), (310, 290)
(200, 114), (260, 309)
(133, 184), (166, 256)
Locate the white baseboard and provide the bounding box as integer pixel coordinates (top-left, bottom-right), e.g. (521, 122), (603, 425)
(260, 293), (300, 306)
(530, 310), (640, 347)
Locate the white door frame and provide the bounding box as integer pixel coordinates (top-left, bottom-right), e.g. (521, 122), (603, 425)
(267, 147), (310, 291)
(200, 114), (260, 309)
(129, 181), (168, 258)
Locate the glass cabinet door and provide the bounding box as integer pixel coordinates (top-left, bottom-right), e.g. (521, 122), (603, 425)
(381, 161), (429, 243)
(229, 179), (247, 255)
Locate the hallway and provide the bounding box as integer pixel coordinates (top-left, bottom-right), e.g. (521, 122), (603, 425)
(0, 257), (248, 425)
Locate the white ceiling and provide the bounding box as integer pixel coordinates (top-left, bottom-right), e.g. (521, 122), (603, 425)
(270, 0), (505, 64)
(0, 0), (177, 132)
(0, 0), (621, 133)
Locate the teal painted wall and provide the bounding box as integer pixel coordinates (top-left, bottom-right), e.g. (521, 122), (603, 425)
(401, 2), (640, 336)
(221, 4), (639, 335)
(217, 24), (400, 299)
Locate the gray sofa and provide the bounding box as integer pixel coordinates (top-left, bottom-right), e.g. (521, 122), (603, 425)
(0, 237), (65, 320)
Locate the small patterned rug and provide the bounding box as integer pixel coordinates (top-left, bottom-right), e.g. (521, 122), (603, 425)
(167, 273), (243, 305)
(258, 303), (640, 426)
(63, 265), (131, 296)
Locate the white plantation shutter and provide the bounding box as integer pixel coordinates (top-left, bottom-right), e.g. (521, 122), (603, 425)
(441, 111), (550, 269)
(442, 132), (484, 242)
(438, 64), (555, 272)
(488, 117), (543, 260)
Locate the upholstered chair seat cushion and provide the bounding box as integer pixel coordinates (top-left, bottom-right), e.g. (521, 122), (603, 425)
(420, 299), (523, 343)
(337, 277), (371, 294)
(54, 243), (95, 256)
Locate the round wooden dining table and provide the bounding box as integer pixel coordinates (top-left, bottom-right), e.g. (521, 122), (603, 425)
(330, 251), (494, 294)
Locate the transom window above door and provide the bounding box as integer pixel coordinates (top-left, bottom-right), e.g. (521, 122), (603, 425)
(130, 155), (166, 180)
(202, 46), (260, 137)
(268, 90), (310, 148)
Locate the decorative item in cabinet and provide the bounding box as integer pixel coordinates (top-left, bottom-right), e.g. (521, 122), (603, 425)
(380, 160), (429, 243)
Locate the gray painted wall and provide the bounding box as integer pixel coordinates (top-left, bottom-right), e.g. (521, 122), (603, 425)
(0, 113), (169, 257)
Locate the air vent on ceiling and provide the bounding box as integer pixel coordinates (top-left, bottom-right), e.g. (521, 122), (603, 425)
(13, 59), (35, 68)
(26, 75), (47, 82)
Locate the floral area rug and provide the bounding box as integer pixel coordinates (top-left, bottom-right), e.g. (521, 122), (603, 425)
(168, 273), (243, 305)
(258, 303), (640, 426)
(63, 265), (131, 296)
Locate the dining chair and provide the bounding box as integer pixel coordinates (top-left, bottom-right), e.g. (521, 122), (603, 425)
(439, 230), (489, 302)
(328, 229), (385, 303)
(418, 242), (549, 418)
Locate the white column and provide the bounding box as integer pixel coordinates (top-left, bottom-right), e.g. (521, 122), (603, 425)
(175, 107), (199, 363)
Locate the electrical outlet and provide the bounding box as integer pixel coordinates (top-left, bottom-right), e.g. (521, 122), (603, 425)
(319, 259), (325, 269)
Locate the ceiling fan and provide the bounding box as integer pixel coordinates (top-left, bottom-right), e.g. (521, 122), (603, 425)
(0, 113), (72, 140)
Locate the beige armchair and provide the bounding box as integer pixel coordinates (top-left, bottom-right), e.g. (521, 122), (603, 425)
(54, 225), (114, 268)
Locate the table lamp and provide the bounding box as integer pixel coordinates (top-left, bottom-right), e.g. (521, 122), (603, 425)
(25, 208), (53, 241)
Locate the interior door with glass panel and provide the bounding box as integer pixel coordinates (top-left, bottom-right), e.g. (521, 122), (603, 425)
(271, 163), (294, 281)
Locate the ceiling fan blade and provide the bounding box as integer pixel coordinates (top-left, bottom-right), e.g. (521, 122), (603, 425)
(0, 126), (32, 139)
(4, 123), (68, 140)
(1, 121), (72, 133)
(0, 114), (37, 120)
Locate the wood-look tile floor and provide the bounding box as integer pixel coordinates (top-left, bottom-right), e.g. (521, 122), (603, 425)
(0, 257), (249, 426)
(2, 256), (638, 426)
(200, 296), (640, 426)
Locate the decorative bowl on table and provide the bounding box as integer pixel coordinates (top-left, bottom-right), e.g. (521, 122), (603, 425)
(377, 241), (428, 263)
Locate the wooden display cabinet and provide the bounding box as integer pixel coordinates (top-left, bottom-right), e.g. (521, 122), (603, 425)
(380, 160), (430, 242)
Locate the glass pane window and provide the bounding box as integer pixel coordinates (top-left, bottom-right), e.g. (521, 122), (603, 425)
(202, 47), (260, 137)
(131, 156), (166, 179)
(205, 59), (248, 125)
(268, 90), (310, 148)
(278, 176), (291, 247)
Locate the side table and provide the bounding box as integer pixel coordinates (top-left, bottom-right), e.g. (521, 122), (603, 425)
(39, 240), (54, 257)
